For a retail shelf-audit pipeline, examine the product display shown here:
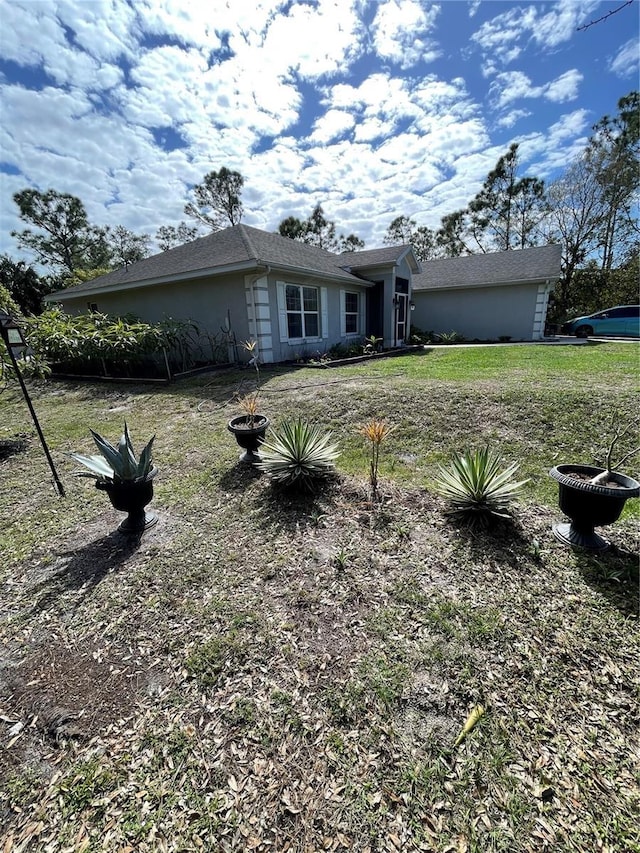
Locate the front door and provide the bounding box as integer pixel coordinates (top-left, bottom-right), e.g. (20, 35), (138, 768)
(395, 292), (408, 344)
(367, 281), (384, 338)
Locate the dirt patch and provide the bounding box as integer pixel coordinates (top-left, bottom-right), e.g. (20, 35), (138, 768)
(0, 434), (29, 461)
(0, 638), (150, 791)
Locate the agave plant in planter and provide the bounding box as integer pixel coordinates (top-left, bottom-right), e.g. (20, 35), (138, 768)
(227, 340), (270, 463)
(70, 422), (158, 533)
(549, 420), (640, 551)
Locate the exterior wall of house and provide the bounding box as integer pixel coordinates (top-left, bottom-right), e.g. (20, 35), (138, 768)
(347, 257), (415, 348)
(262, 272), (370, 363)
(52, 269), (383, 366)
(411, 283), (546, 341)
(51, 274), (251, 362)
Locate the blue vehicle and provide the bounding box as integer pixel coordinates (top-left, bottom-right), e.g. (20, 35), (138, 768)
(561, 305), (640, 338)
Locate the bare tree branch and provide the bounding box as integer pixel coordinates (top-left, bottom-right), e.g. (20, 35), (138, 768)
(577, 0), (633, 32)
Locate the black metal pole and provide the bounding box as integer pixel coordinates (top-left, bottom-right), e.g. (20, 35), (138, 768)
(4, 344), (65, 497)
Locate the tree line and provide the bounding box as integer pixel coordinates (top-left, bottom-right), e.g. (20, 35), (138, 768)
(2, 91), (637, 325)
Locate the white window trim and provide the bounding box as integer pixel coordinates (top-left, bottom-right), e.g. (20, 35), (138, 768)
(277, 281), (328, 343)
(340, 289), (362, 336)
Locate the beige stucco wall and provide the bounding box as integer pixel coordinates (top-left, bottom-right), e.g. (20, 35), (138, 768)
(54, 270), (374, 365)
(52, 274), (251, 360)
(412, 283), (545, 341)
(258, 271), (370, 363)
(345, 256), (415, 348)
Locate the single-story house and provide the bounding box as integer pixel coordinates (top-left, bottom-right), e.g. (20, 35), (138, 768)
(411, 244), (562, 342)
(45, 226), (561, 362)
(45, 224), (420, 363)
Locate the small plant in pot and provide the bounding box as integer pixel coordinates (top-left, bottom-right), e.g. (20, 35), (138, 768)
(227, 340), (270, 462)
(227, 392), (270, 463)
(549, 419), (640, 551)
(70, 422), (158, 533)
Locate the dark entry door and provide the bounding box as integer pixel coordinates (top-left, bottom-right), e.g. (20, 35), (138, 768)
(367, 281), (384, 338)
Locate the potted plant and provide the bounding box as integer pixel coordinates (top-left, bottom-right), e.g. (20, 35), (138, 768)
(70, 422), (158, 533)
(227, 340), (270, 462)
(363, 335), (383, 355)
(227, 392), (270, 463)
(549, 421), (640, 551)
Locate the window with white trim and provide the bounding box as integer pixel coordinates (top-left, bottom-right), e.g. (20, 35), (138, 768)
(344, 291), (359, 335)
(286, 284), (319, 339)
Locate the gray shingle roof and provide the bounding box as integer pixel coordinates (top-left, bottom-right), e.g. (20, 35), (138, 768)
(412, 244), (562, 291)
(49, 224), (370, 298)
(339, 244), (414, 270)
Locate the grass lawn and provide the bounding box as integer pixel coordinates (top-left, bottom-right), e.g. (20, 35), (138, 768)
(1, 342), (638, 852)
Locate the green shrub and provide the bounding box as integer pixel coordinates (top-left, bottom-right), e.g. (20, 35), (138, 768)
(436, 331), (465, 344)
(24, 309), (212, 376)
(326, 342), (362, 360)
(256, 418), (340, 490)
(433, 447), (528, 528)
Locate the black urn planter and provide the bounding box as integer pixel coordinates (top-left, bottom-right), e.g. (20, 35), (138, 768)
(549, 464), (640, 551)
(227, 415), (270, 463)
(96, 467), (158, 534)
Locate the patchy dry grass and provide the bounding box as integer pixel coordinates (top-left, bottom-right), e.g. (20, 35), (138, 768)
(0, 343), (639, 852)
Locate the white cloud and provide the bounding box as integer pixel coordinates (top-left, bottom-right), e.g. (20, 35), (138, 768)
(471, 6), (538, 67)
(533, 2), (600, 48)
(259, 0), (365, 78)
(0, 2), (73, 67)
(609, 38), (640, 77)
(309, 110), (356, 144)
(371, 0), (441, 69)
(490, 68), (582, 110)
(471, 2), (600, 71)
(0, 0), (137, 80)
(132, 0), (231, 53)
(516, 109), (591, 176)
(545, 69), (582, 103)
(495, 108), (531, 129)
(56, 0), (138, 62)
(490, 71), (542, 108)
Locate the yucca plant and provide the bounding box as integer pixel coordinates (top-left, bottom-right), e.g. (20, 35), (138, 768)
(358, 418), (395, 500)
(434, 447), (528, 528)
(70, 421), (155, 482)
(242, 338), (260, 376)
(256, 418), (340, 490)
(238, 392), (261, 429)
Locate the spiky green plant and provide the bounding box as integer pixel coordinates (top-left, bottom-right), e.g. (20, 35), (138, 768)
(69, 421), (155, 482)
(433, 447), (528, 528)
(256, 418), (340, 490)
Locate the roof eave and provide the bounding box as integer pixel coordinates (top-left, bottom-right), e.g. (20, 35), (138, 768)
(44, 258), (368, 301)
(413, 274), (561, 292)
(268, 263), (372, 285)
(44, 259), (267, 301)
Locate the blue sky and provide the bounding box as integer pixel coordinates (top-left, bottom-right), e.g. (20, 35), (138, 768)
(0, 0), (637, 262)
